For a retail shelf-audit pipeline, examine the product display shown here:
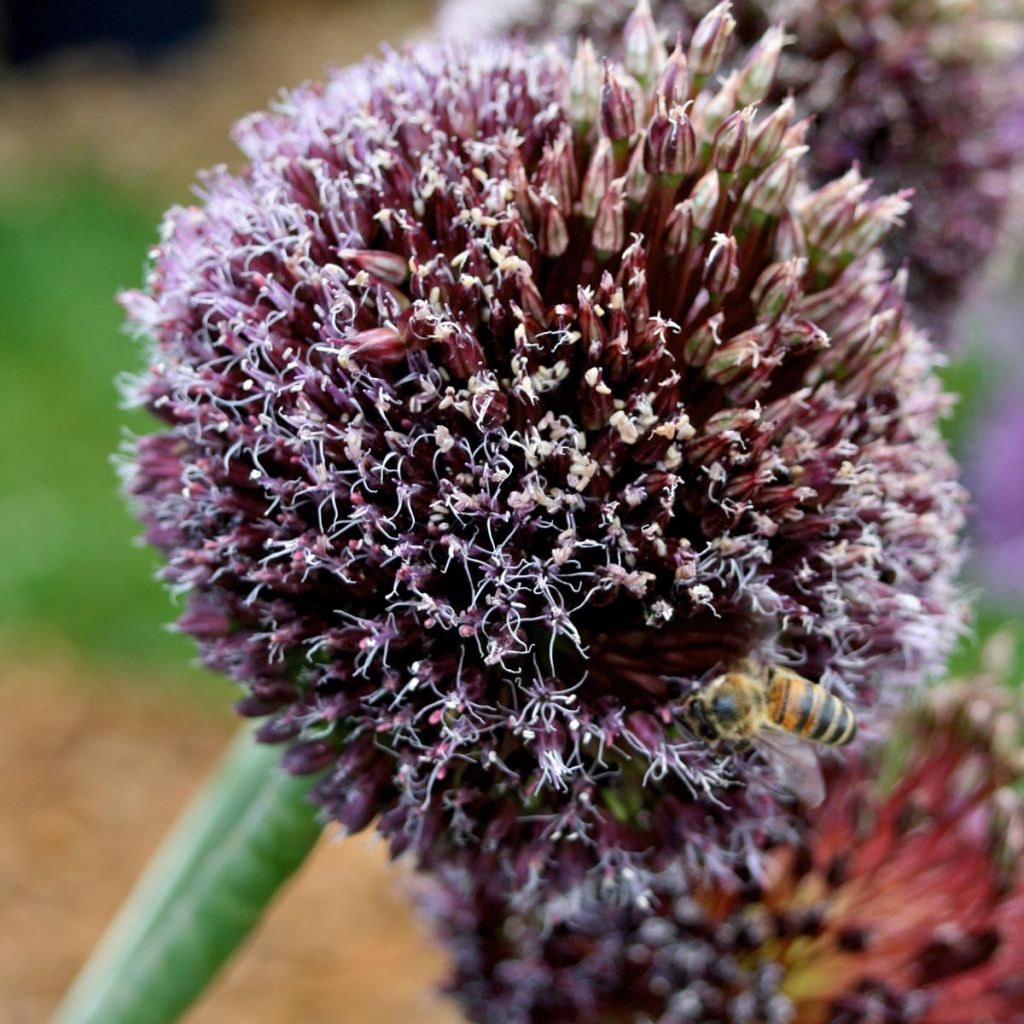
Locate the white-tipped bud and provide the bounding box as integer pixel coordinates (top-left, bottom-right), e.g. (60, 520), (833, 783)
(623, 0), (667, 86)
(736, 25), (787, 107)
(688, 1), (736, 84)
(569, 39), (603, 126)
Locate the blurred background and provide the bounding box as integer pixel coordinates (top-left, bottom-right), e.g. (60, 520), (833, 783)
(0, 2), (460, 1021)
(0, 0), (1020, 1021)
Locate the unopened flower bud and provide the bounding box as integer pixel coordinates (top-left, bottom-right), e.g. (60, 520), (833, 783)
(774, 210), (806, 260)
(711, 106), (753, 173)
(568, 38), (602, 126)
(337, 248), (409, 284)
(623, 0), (665, 86)
(581, 135), (615, 218)
(777, 317), (829, 356)
(601, 66), (638, 143)
(704, 325), (763, 383)
(644, 99), (697, 178)
(699, 69), (739, 138)
(689, 169), (720, 234)
(343, 326), (409, 364)
(736, 151), (800, 222)
(747, 96), (795, 169)
(682, 310), (724, 367)
(624, 137), (652, 203)
(751, 257), (804, 321)
(654, 38), (690, 107)
(842, 190), (912, 260)
(803, 191), (858, 253)
(592, 178), (626, 254)
(735, 24), (786, 107)
(538, 196), (570, 257)
(536, 128), (577, 212)
(664, 199), (694, 256)
(703, 232), (739, 294)
(800, 167), (868, 225)
(688, 1), (736, 87)
(281, 740), (338, 775)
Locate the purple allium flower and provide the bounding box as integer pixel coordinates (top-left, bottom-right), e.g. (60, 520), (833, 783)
(427, 678), (1024, 1024)
(438, 0), (1024, 340)
(122, 8), (964, 891)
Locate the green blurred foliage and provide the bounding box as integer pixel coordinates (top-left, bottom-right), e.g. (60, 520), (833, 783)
(937, 346), (991, 456)
(948, 601), (1024, 686)
(0, 172), (216, 683)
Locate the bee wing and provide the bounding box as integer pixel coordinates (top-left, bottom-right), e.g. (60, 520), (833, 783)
(754, 728), (826, 808)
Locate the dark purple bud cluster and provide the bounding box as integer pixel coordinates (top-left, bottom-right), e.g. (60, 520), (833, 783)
(123, 8), (963, 890)
(438, 0), (1024, 340)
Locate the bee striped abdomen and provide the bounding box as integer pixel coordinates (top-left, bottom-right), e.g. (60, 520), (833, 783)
(819, 694), (857, 746)
(767, 670), (857, 746)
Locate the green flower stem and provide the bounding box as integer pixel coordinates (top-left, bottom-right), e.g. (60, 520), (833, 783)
(54, 723), (324, 1024)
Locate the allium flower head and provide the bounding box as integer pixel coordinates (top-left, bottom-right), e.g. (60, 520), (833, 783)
(429, 679), (1024, 1024)
(123, 8), (963, 890)
(438, 0), (1024, 339)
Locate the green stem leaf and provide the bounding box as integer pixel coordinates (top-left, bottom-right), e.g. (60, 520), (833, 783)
(54, 723), (324, 1024)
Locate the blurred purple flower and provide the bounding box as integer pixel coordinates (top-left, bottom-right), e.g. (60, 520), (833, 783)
(122, 7), (964, 892)
(969, 381), (1024, 601)
(427, 678), (1024, 1024)
(438, 0), (1024, 341)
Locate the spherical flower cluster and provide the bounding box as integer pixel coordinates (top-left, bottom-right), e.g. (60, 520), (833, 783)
(427, 679), (1024, 1024)
(122, 7), (964, 890)
(438, 0), (1024, 339)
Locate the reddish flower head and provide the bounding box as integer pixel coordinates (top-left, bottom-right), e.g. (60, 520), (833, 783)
(428, 679), (1024, 1023)
(122, 9), (963, 891)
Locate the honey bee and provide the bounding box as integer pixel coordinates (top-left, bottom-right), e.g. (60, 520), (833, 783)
(684, 662), (857, 807)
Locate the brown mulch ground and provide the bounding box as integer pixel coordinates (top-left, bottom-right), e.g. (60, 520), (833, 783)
(0, 656), (462, 1024)
(0, 9), (461, 1021)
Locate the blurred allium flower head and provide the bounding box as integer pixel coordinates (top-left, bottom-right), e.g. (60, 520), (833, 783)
(122, 4), (964, 889)
(438, 0), (1024, 339)
(429, 679), (1024, 1024)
